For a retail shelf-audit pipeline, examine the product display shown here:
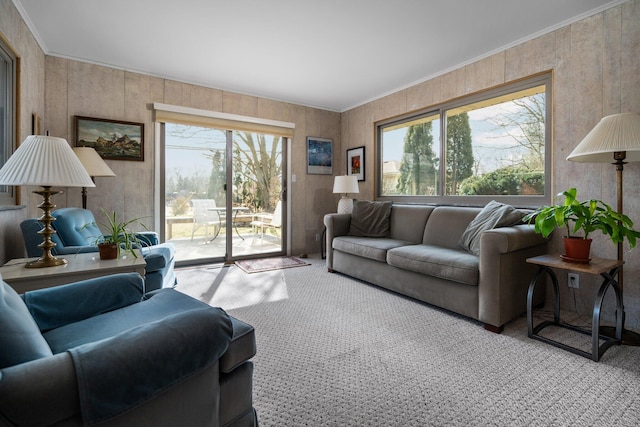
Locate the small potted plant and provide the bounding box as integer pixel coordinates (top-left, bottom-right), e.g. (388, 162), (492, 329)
(96, 209), (149, 260)
(523, 188), (640, 263)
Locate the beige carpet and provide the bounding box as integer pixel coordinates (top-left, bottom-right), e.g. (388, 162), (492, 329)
(175, 257), (640, 426)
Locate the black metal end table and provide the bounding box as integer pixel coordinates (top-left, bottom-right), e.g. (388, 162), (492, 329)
(526, 254), (624, 362)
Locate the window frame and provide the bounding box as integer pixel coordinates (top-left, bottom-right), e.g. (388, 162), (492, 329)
(375, 72), (552, 208)
(0, 33), (18, 207)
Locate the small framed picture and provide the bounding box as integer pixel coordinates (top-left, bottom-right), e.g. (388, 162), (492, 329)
(347, 146), (365, 181)
(75, 116), (144, 161)
(306, 137), (333, 175)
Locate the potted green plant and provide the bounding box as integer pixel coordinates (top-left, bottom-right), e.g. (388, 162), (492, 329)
(96, 209), (149, 260)
(523, 187), (640, 263)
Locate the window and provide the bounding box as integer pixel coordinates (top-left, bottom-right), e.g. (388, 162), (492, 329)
(0, 35), (17, 206)
(377, 73), (551, 207)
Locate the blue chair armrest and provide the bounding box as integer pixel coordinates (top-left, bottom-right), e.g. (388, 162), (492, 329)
(141, 243), (174, 272)
(0, 352), (79, 426)
(21, 273), (145, 332)
(135, 232), (159, 246)
(69, 307), (232, 424)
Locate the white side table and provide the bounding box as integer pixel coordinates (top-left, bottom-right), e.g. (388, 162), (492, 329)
(0, 251), (146, 294)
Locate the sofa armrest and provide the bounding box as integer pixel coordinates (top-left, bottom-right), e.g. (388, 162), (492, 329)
(22, 273), (145, 332)
(323, 213), (351, 270)
(480, 224), (548, 255)
(478, 224), (549, 329)
(0, 352), (80, 426)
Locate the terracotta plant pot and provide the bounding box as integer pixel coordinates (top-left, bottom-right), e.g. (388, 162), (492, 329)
(98, 243), (118, 260)
(562, 236), (592, 263)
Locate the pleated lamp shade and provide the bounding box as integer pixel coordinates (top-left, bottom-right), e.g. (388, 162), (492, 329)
(567, 113), (640, 163)
(0, 135), (95, 187)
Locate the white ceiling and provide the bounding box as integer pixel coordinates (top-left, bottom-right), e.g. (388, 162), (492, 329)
(14, 0), (623, 112)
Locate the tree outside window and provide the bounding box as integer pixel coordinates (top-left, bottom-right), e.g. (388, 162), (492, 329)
(378, 73), (550, 206)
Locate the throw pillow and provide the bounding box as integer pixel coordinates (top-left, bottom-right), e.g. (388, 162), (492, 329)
(459, 200), (526, 255)
(0, 279), (53, 369)
(348, 200), (393, 237)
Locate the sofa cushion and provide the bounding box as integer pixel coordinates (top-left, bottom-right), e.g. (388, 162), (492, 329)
(458, 200), (526, 255)
(387, 245), (479, 286)
(348, 200), (392, 237)
(422, 207), (480, 249)
(389, 205), (435, 243)
(333, 236), (412, 262)
(0, 280), (53, 369)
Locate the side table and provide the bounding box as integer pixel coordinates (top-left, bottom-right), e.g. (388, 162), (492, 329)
(0, 251), (147, 294)
(526, 254), (623, 362)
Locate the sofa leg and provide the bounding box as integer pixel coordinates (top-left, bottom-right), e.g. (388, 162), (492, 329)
(484, 323), (504, 334)
(328, 268), (335, 273)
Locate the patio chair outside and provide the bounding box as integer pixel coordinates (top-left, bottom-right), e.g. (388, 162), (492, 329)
(251, 200), (282, 240)
(191, 199), (224, 241)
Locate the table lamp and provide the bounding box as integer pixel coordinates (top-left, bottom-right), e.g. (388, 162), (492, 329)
(72, 147), (116, 209)
(333, 175), (359, 214)
(0, 135), (95, 268)
(567, 112), (640, 345)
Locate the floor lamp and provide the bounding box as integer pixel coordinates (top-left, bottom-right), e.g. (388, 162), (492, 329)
(72, 147), (115, 209)
(567, 112), (640, 345)
(0, 135), (95, 268)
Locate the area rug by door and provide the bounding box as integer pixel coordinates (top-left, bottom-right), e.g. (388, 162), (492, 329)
(235, 256), (310, 274)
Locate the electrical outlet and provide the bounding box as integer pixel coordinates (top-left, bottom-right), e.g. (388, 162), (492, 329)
(568, 273), (579, 289)
(315, 233), (321, 241)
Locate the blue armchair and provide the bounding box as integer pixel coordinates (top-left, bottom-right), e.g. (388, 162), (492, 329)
(0, 273), (258, 426)
(20, 208), (176, 291)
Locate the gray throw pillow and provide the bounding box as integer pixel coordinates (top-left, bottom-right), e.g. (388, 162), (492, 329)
(459, 200), (526, 255)
(348, 200), (393, 237)
(0, 280), (53, 369)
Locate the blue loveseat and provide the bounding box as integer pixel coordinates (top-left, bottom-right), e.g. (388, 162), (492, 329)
(20, 208), (176, 291)
(0, 273), (258, 426)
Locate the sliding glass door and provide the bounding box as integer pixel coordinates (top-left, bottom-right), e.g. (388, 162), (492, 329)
(161, 123), (285, 265)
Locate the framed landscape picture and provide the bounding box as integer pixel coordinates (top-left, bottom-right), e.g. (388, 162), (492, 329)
(347, 146), (365, 181)
(306, 137), (333, 175)
(75, 116), (144, 161)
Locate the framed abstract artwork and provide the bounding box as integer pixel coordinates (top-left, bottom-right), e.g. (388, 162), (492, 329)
(75, 116), (144, 161)
(347, 146), (365, 181)
(306, 137), (333, 175)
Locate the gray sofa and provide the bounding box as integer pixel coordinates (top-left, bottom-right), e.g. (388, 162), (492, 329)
(324, 202), (548, 332)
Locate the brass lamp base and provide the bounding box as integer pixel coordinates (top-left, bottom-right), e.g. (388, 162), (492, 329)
(26, 186), (66, 268)
(600, 326), (640, 346)
(26, 256), (67, 268)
